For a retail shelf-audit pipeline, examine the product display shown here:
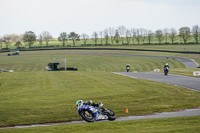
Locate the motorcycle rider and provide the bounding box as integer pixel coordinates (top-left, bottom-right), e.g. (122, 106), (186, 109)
(126, 64), (130, 72)
(164, 63), (169, 69)
(164, 63), (169, 75)
(76, 100), (107, 121)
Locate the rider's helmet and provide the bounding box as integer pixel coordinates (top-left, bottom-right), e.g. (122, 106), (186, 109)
(76, 100), (83, 107)
(165, 63), (168, 66)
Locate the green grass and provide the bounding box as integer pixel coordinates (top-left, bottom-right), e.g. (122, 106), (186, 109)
(2, 49), (199, 77)
(1, 116), (200, 133)
(97, 44), (200, 52)
(0, 50), (200, 129)
(0, 71), (200, 127)
(0, 50), (185, 72)
(169, 68), (200, 77)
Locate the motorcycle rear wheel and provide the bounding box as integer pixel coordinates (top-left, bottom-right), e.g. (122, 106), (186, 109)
(80, 111), (95, 122)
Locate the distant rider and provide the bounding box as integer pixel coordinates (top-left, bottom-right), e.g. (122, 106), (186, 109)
(164, 63), (169, 75)
(164, 63), (169, 69)
(126, 64), (130, 72)
(76, 100), (107, 120)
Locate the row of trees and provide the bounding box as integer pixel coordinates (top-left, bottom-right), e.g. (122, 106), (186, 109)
(0, 25), (200, 49)
(57, 25), (200, 46)
(49, 25), (200, 46)
(0, 31), (53, 49)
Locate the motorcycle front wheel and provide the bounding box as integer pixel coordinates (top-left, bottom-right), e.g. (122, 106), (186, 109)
(105, 109), (117, 121)
(80, 111), (95, 122)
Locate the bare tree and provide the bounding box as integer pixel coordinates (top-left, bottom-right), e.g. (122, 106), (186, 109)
(192, 25), (199, 44)
(141, 28), (147, 44)
(131, 28), (136, 44)
(3, 36), (11, 49)
(104, 29), (109, 45)
(58, 32), (68, 47)
(0, 37), (3, 49)
(114, 29), (120, 45)
(135, 28), (141, 44)
(155, 29), (163, 44)
(23, 31), (37, 48)
(169, 28), (177, 44)
(42, 31), (52, 46)
(108, 27), (115, 45)
(163, 28), (169, 44)
(38, 34), (43, 46)
(125, 29), (131, 45)
(199, 29), (200, 42)
(68, 32), (80, 46)
(98, 31), (103, 45)
(3, 34), (20, 42)
(147, 30), (154, 44)
(118, 26), (126, 45)
(16, 35), (24, 42)
(81, 33), (89, 45)
(179, 27), (191, 44)
(10, 34), (19, 42)
(92, 32), (98, 45)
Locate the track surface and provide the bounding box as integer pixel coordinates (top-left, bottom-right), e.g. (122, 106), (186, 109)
(94, 53), (199, 68)
(114, 72), (200, 91)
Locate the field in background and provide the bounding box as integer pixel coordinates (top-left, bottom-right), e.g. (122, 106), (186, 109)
(1, 39), (200, 53)
(0, 50), (186, 72)
(1, 50), (199, 76)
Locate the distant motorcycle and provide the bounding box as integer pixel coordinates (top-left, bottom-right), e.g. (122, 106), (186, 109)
(77, 104), (116, 122)
(164, 67), (169, 76)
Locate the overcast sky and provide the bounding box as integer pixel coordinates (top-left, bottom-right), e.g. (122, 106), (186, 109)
(0, 0), (200, 37)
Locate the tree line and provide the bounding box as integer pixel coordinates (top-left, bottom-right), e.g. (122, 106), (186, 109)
(0, 25), (200, 49)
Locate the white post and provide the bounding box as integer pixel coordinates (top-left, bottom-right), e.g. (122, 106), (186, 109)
(65, 58), (67, 71)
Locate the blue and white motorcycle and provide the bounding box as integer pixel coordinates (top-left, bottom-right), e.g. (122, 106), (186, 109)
(77, 103), (116, 122)
(164, 67), (169, 76)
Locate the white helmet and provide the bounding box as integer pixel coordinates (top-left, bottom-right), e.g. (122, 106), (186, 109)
(166, 63), (168, 65)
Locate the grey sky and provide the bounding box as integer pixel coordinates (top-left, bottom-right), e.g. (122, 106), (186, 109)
(0, 0), (199, 37)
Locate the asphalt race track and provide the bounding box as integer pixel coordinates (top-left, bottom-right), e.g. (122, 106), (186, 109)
(114, 72), (200, 92)
(94, 53), (199, 68)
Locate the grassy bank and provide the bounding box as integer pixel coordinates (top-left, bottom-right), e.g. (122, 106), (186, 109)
(0, 49), (199, 128)
(0, 50), (185, 72)
(0, 71), (200, 126)
(1, 49), (199, 77)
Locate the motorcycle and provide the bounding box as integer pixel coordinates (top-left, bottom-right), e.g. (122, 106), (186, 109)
(77, 104), (116, 122)
(164, 67), (169, 76)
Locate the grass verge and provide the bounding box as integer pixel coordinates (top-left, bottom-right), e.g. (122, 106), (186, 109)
(1, 116), (200, 133)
